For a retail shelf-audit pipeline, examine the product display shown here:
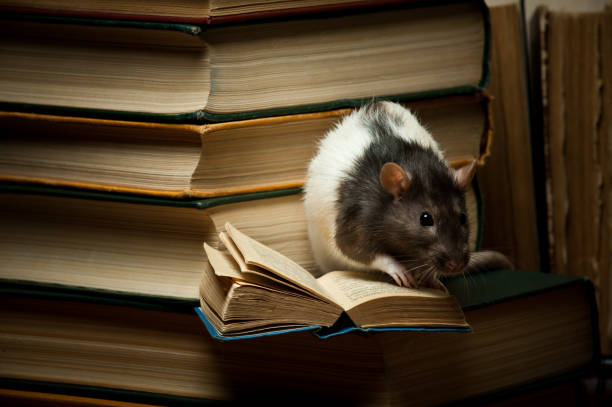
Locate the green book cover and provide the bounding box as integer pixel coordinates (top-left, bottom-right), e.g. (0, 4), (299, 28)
(0, 182), (302, 210)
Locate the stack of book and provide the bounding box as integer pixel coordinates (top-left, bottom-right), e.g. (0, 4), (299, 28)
(0, 0), (600, 405)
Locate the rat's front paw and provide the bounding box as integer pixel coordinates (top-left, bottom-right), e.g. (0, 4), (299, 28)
(371, 254), (416, 287)
(388, 267), (417, 287)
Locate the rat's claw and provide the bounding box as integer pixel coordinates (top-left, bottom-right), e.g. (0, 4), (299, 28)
(404, 271), (416, 288)
(371, 254), (416, 288)
(389, 267), (416, 287)
(390, 273), (403, 286)
(397, 269), (416, 288)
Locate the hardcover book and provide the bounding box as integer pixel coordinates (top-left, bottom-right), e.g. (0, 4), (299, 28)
(0, 182), (481, 301)
(0, 93), (492, 198)
(0, 0), (489, 122)
(0, 185), (309, 302)
(0, 269), (598, 405)
(198, 223), (471, 340)
(0, 0), (430, 24)
(477, 1), (540, 272)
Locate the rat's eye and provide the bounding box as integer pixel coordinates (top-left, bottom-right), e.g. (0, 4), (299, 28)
(459, 213), (467, 225)
(420, 212), (434, 227)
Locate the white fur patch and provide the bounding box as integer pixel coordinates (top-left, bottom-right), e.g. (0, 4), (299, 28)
(304, 101), (442, 273)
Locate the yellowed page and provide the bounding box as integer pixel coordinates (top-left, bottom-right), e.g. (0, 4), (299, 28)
(218, 232), (247, 270)
(224, 222), (334, 302)
(203, 243), (243, 280)
(205, 240), (319, 298)
(317, 270), (448, 312)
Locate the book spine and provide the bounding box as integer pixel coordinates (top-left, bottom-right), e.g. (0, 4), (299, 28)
(478, 0), (492, 89)
(472, 176), (483, 251)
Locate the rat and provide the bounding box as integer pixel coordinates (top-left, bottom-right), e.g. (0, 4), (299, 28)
(304, 101), (512, 289)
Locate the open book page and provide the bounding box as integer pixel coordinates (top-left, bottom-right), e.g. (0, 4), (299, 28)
(203, 242), (243, 280)
(199, 259), (237, 325)
(224, 222), (335, 303)
(204, 242), (316, 298)
(317, 270), (449, 312)
(217, 232), (248, 271)
(198, 275), (336, 337)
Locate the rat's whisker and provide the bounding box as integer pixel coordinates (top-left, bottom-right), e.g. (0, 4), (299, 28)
(416, 265), (436, 286)
(404, 263), (430, 273)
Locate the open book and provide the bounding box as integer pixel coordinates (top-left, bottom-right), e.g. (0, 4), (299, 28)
(197, 223), (470, 340)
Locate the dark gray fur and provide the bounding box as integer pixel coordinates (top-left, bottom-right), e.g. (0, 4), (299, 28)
(334, 103), (470, 274)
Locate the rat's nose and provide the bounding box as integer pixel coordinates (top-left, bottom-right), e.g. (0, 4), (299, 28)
(446, 260), (460, 274)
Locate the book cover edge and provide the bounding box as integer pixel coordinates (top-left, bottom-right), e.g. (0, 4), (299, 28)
(0, 182), (304, 209)
(0, 12), (202, 34)
(194, 307), (322, 341)
(446, 269), (593, 310)
(194, 307), (471, 341)
(0, 90), (485, 124)
(0, 279), (198, 314)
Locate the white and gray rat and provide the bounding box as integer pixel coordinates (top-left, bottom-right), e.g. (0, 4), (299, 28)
(304, 101), (511, 288)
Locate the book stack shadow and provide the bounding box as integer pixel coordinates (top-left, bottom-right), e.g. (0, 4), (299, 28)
(0, 0), (600, 405)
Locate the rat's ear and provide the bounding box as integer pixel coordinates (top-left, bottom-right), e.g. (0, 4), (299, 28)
(453, 159), (477, 190)
(380, 162), (411, 199)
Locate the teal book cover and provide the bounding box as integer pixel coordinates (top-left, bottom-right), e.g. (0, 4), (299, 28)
(195, 307), (473, 341)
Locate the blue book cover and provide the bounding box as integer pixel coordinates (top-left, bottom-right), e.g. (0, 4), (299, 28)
(196, 265), (590, 341)
(195, 307), (472, 341)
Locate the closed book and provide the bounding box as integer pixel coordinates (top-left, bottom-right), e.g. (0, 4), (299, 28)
(0, 0), (432, 24)
(0, 181), (481, 301)
(0, 269), (599, 405)
(0, 185), (310, 302)
(0, 0), (490, 122)
(0, 93), (492, 198)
